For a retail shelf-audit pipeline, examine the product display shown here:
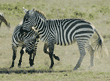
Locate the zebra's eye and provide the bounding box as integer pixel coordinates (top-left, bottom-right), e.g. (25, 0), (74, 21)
(25, 18), (28, 21)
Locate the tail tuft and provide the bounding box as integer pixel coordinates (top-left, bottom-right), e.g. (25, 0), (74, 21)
(94, 29), (108, 58)
(94, 29), (103, 50)
(98, 38), (103, 48)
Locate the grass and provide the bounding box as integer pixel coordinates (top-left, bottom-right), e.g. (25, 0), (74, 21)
(0, 0), (110, 81)
(0, 70), (110, 81)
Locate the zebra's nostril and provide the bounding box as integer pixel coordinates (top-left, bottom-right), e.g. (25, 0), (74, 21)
(23, 48), (26, 52)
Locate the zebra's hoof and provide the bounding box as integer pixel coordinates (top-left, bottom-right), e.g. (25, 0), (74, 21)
(54, 55), (60, 61)
(18, 63), (21, 68)
(73, 67), (78, 71)
(87, 65), (93, 69)
(49, 66), (53, 69)
(30, 65), (33, 68)
(55, 56), (60, 61)
(57, 57), (60, 61)
(18, 65), (21, 68)
(10, 65), (14, 69)
(30, 62), (34, 67)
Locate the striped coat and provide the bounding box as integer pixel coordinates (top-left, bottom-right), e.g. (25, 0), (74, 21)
(10, 23), (39, 68)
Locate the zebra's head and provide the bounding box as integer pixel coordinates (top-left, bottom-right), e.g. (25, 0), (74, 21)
(22, 7), (46, 32)
(23, 33), (39, 53)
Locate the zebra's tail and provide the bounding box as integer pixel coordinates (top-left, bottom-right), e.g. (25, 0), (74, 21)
(94, 29), (108, 57)
(94, 29), (103, 50)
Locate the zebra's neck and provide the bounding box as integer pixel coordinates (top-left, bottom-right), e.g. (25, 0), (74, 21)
(35, 18), (47, 42)
(36, 19), (59, 42)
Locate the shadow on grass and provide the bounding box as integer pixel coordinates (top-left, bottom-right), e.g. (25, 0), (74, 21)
(0, 67), (72, 74)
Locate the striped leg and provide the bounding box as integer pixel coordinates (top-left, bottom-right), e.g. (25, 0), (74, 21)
(48, 43), (55, 69)
(18, 47), (24, 67)
(32, 49), (36, 66)
(28, 50), (36, 67)
(43, 43), (60, 61)
(86, 43), (94, 68)
(73, 40), (86, 70)
(29, 53), (33, 67)
(10, 45), (17, 68)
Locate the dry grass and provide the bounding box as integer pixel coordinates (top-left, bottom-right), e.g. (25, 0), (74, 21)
(0, 0), (110, 81)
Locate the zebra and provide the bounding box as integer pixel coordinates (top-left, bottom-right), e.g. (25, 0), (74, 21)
(0, 13), (10, 28)
(21, 8), (103, 70)
(10, 22), (39, 68)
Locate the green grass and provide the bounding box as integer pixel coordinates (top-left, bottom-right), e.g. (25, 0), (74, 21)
(0, 0), (110, 81)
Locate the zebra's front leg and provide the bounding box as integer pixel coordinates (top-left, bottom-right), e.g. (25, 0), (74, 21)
(18, 47), (24, 67)
(44, 43), (60, 61)
(29, 52), (34, 67)
(49, 44), (55, 69)
(73, 41), (86, 70)
(31, 50), (36, 67)
(10, 46), (17, 68)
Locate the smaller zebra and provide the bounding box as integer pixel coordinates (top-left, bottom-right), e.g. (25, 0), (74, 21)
(10, 22), (39, 68)
(0, 13), (10, 28)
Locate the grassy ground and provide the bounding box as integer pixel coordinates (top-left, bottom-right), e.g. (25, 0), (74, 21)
(0, 0), (110, 81)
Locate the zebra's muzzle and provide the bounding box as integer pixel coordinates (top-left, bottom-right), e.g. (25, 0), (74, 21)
(23, 48), (26, 52)
(32, 27), (39, 34)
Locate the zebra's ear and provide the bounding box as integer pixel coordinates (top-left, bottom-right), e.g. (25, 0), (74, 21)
(32, 8), (35, 12)
(29, 8), (35, 14)
(0, 13), (3, 16)
(23, 7), (28, 13)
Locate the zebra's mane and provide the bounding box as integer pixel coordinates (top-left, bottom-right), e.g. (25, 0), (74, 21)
(34, 10), (46, 20)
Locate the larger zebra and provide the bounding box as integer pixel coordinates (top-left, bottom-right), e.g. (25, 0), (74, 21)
(22, 8), (103, 70)
(10, 22), (39, 68)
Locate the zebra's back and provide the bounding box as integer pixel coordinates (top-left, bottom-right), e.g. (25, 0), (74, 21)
(12, 24), (22, 46)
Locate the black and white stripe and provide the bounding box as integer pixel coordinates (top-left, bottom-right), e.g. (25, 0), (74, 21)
(38, 19), (94, 46)
(22, 8), (103, 70)
(10, 22), (39, 68)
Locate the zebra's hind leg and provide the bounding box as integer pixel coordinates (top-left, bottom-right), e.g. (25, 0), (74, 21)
(86, 43), (94, 68)
(18, 47), (24, 68)
(53, 54), (60, 61)
(73, 40), (86, 70)
(43, 43), (60, 61)
(10, 45), (17, 68)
